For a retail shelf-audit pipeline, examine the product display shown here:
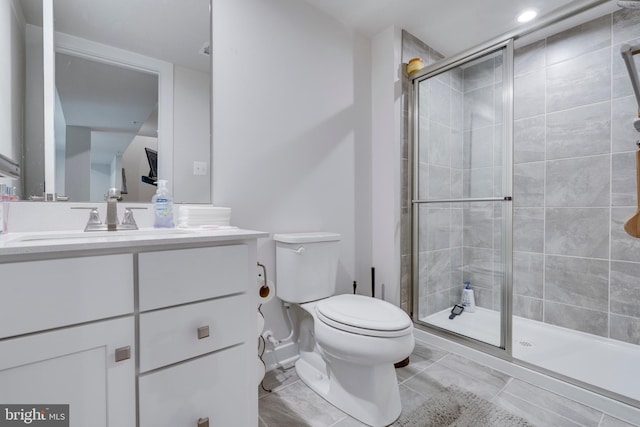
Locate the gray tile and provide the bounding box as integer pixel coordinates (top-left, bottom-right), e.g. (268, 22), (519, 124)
(463, 167), (494, 198)
(451, 128), (464, 169)
(545, 208), (610, 258)
(544, 300), (608, 337)
(451, 89), (463, 131)
(546, 48), (611, 113)
(404, 354), (509, 401)
(464, 86), (495, 130)
(493, 390), (582, 427)
(513, 251), (544, 298)
(463, 203), (494, 249)
(450, 208), (463, 247)
(425, 289), (453, 316)
(428, 120), (451, 167)
(395, 340), (448, 383)
(463, 125), (493, 169)
(259, 380), (346, 427)
(428, 78), (451, 127)
(546, 102), (611, 160)
(502, 379), (602, 427)
(424, 249), (451, 295)
(611, 207), (640, 261)
(513, 207), (544, 253)
(514, 39), (545, 76)
(260, 364), (299, 397)
(513, 295), (543, 321)
(514, 71), (545, 120)
(612, 152), (637, 207)
(545, 255), (609, 311)
(610, 314), (640, 345)
(546, 15), (611, 66)
(428, 164), (451, 199)
(462, 247), (495, 289)
(464, 56), (495, 92)
(612, 8), (640, 45)
(612, 95), (640, 154)
(601, 414), (640, 427)
(514, 162), (545, 207)
(546, 155), (610, 207)
(514, 116), (545, 164)
(611, 261), (640, 318)
(419, 207), (451, 251)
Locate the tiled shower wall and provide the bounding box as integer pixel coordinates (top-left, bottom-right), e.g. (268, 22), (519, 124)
(513, 8), (640, 345)
(404, 7), (640, 345)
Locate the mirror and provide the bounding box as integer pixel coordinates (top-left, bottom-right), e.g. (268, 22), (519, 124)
(10, 0), (211, 203)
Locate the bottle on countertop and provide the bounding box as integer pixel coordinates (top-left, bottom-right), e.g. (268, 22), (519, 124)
(152, 180), (174, 228)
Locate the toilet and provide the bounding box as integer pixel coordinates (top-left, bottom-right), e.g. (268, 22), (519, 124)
(273, 232), (415, 427)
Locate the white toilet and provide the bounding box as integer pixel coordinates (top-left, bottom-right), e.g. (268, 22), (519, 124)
(273, 232), (415, 427)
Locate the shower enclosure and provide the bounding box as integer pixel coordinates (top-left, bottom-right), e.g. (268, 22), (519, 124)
(412, 41), (513, 351)
(410, 6), (640, 412)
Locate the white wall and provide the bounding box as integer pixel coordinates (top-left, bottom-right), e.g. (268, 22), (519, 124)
(371, 27), (403, 305)
(212, 0), (372, 343)
(65, 125), (91, 201)
(173, 65), (211, 203)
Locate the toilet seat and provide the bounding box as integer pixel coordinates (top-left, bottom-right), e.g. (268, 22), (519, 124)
(315, 294), (412, 338)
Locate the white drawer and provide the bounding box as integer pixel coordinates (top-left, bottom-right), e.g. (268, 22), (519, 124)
(139, 294), (247, 372)
(0, 254), (134, 338)
(139, 344), (252, 427)
(138, 244), (248, 311)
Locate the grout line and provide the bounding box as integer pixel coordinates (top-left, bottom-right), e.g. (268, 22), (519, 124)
(490, 377), (514, 403)
(502, 390), (586, 427)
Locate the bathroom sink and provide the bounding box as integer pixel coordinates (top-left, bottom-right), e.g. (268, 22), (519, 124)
(4, 228), (199, 245)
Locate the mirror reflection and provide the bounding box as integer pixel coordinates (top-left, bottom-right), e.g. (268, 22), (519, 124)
(5, 0), (211, 203)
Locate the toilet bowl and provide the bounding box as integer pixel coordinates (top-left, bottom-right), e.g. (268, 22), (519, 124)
(273, 232), (415, 427)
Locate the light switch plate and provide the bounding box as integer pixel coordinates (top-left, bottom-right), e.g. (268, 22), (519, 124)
(193, 161), (208, 175)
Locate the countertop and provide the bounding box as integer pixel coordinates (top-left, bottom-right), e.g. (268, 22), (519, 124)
(0, 228), (269, 257)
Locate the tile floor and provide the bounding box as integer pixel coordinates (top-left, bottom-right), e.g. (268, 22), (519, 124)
(258, 339), (640, 427)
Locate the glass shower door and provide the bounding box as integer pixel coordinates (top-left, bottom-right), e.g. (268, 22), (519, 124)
(412, 42), (513, 349)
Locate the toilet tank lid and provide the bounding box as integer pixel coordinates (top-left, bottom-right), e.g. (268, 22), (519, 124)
(273, 232), (341, 243)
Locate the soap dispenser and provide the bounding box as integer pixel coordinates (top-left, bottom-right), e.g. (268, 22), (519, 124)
(152, 180), (174, 228)
(460, 281), (476, 313)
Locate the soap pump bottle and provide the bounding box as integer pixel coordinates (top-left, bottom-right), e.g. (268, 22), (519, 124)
(152, 180), (174, 228)
(461, 281), (476, 313)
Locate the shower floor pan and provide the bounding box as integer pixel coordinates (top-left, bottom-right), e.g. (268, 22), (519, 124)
(422, 307), (640, 403)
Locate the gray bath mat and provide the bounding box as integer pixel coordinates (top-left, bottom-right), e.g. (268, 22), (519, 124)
(394, 386), (533, 427)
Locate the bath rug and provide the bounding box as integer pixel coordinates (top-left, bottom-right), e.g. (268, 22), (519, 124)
(394, 385), (533, 427)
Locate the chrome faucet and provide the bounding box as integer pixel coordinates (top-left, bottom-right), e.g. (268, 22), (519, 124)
(74, 188), (144, 232)
(106, 188), (121, 231)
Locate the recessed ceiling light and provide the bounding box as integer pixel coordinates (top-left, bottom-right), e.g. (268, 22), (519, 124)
(517, 9), (538, 23)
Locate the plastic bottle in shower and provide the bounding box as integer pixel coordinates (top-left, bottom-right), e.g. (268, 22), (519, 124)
(460, 281), (476, 313)
(152, 180), (174, 228)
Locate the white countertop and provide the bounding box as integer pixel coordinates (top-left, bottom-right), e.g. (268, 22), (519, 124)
(0, 228), (269, 257)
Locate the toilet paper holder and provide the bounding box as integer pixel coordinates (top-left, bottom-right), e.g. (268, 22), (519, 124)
(257, 262), (270, 299)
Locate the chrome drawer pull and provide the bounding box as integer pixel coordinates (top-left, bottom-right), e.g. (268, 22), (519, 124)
(115, 346), (131, 362)
(197, 417), (209, 427)
(197, 325), (210, 340)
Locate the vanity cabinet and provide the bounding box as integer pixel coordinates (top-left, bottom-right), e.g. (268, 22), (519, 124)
(0, 231), (262, 427)
(0, 255), (136, 427)
(137, 244), (254, 427)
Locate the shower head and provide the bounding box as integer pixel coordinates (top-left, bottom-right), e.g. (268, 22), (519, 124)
(618, 0), (640, 8)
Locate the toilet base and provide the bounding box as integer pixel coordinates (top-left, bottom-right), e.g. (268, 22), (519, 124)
(295, 353), (402, 427)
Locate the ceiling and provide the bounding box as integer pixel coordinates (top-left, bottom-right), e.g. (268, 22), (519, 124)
(300, 0), (620, 57)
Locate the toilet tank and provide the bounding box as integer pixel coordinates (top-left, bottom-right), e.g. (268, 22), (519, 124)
(273, 232), (341, 303)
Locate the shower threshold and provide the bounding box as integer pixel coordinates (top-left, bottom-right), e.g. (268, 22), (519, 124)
(421, 307), (640, 403)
